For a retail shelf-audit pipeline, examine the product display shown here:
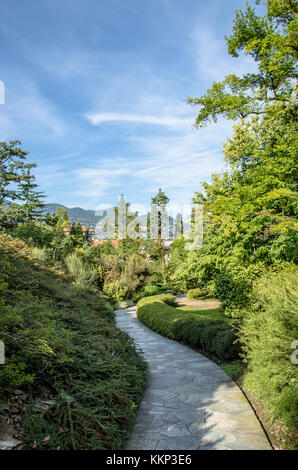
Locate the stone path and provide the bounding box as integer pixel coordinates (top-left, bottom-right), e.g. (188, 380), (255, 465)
(116, 306), (271, 450)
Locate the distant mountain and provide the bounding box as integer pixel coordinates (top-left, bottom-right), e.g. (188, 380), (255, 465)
(43, 204), (103, 228)
(43, 204), (179, 233)
(4, 200), (188, 234)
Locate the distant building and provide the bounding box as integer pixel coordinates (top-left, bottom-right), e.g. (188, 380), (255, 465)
(62, 226), (96, 242)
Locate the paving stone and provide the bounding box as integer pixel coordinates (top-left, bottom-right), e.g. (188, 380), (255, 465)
(116, 307), (272, 451)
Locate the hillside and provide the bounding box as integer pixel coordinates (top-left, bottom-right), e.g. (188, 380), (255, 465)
(43, 203), (104, 228)
(0, 234), (146, 449)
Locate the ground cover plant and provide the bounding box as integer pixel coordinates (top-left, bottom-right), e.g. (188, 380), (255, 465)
(0, 234), (146, 449)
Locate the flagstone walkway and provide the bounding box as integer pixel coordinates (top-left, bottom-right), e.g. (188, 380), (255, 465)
(116, 306), (272, 451)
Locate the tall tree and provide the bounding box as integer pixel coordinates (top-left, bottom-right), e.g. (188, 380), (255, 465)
(151, 188), (170, 238)
(114, 194), (139, 239)
(0, 141), (28, 204)
(69, 222), (86, 248)
(18, 166), (45, 222)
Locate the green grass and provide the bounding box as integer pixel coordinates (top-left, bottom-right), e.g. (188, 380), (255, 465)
(0, 234), (147, 450)
(176, 306), (223, 319)
(137, 295), (240, 361)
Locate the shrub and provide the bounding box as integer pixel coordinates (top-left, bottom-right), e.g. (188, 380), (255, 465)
(144, 284), (166, 296)
(98, 254), (121, 285)
(120, 254), (148, 297)
(132, 284), (169, 303)
(137, 295), (239, 361)
(221, 360), (245, 381)
(65, 252), (97, 289)
(132, 284), (167, 302)
(103, 280), (128, 304)
(214, 263), (266, 317)
(240, 269), (298, 443)
(32, 247), (51, 263)
(157, 293), (177, 306)
(187, 287), (209, 299)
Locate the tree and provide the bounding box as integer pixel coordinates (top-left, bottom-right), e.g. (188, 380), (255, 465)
(151, 188), (170, 238)
(18, 166), (45, 222)
(187, 1), (297, 125)
(114, 194), (139, 239)
(55, 206), (70, 228)
(0, 141), (45, 230)
(69, 222), (85, 248)
(0, 141), (28, 204)
(151, 188), (170, 207)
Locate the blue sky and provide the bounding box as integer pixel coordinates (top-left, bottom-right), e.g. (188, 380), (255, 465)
(0, 0), (256, 211)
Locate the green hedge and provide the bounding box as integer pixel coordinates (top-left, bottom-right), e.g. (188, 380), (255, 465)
(240, 270), (298, 445)
(137, 295), (239, 361)
(187, 287), (209, 299)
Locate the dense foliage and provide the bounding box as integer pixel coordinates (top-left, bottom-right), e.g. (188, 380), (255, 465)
(240, 269), (298, 445)
(0, 235), (146, 449)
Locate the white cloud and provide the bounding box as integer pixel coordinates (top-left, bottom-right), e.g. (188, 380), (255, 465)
(72, 167), (131, 199)
(86, 112), (193, 128)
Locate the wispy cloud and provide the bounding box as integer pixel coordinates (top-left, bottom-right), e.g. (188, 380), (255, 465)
(86, 112), (193, 128)
(72, 167), (131, 199)
(0, 75), (67, 140)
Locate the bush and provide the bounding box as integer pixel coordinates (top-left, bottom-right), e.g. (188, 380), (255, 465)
(65, 252), (97, 289)
(240, 269), (298, 444)
(137, 295), (239, 361)
(120, 254), (148, 297)
(98, 254), (121, 285)
(103, 280), (128, 304)
(221, 360), (245, 381)
(187, 288), (209, 299)
(132, 284), (169, 303)
(144, 284), (167, 296)
(32, 247), (51, 263)
(214, 263), (266, 317)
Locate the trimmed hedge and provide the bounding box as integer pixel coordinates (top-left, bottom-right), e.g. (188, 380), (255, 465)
(187, 288), (209, 299)
(137, 295), (239, 361)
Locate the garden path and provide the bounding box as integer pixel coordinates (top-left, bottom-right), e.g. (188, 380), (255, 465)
(116, 305), (271, 450)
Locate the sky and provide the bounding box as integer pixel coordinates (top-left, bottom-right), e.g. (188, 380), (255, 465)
(0, 0), (257, 212)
